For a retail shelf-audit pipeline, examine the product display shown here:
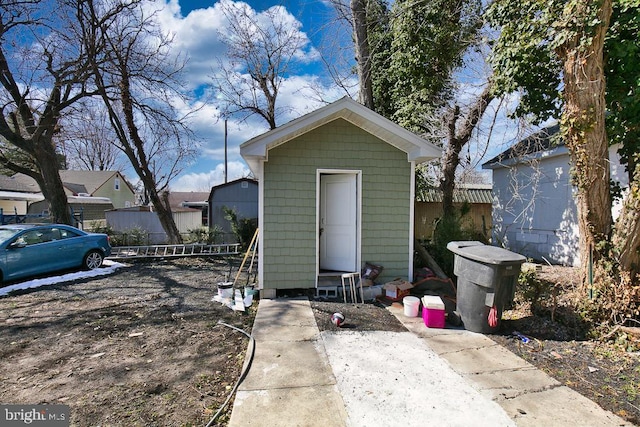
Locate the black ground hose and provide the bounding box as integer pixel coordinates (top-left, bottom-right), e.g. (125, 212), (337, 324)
(205, 321), (255, 427)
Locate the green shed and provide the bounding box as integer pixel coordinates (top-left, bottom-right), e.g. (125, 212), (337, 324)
(240, 97), (442, 297)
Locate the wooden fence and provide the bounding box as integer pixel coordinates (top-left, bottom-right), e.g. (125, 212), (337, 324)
(414, 201), (492, 241)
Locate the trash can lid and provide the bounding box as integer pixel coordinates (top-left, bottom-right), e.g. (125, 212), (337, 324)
(446, 241), (485, 251)
(447, 241), (526, 265)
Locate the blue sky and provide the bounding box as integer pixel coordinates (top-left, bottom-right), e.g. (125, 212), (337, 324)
(155, 0), (528, 192)
(151, 0), (352, 191)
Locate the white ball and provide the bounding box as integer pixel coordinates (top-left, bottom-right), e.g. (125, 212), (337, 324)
(331, 312), (345, 327)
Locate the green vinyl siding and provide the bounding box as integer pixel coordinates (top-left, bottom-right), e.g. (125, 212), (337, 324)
(263, 118), (411, 289)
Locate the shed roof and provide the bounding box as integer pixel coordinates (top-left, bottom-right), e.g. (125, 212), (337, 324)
(240, 97), (442, 174)
(0, 190), (44, 202)
(419, 184), (493, 204)
(208, 177), (258, 202)
(210, 177), (257, 191)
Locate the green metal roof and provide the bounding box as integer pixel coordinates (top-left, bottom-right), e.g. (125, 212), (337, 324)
(418, 185), (493, 204)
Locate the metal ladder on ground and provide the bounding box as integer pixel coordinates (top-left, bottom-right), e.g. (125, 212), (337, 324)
(107, 243), (241, 260)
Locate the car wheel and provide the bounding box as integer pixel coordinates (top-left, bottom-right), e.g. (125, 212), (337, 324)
(83, 250), (104, 270)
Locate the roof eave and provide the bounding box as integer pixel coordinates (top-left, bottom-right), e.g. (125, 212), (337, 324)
(240, 97), (442, 169)
(243, 156), (263, 178)
(408, 146), (442, 164)
(0, 191), (45, 202)
(483, 145), (569, 170)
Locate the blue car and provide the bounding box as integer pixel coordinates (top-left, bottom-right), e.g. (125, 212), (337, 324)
(0, 224), (111, 284)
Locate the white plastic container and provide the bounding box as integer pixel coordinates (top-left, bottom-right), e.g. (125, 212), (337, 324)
(403, 296), (420, 317)
(217, 282), (234, 299)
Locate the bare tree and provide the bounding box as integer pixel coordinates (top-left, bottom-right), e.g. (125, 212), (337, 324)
(84, 0), (197, 243)
(0, 0), (100, 224)
(212, 0), (313, 129)
(302, 0), (358, 104)
(59, 100), (126, 171)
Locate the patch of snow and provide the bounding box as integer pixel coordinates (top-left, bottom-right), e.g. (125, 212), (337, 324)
(0, 259), (128, 297)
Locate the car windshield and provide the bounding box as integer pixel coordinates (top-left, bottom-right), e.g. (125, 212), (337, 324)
(0, 228), (25, 244)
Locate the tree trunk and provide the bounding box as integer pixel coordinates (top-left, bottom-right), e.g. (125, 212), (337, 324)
(152, 191), (182, 245)
(35, 140), (73, 225)
(612, 161), (640, 277)
(441, 106), (462, 216)
(351, 0), (374, 109)
(557, 0), (612, 283)
(112, 59), (183, 244)
(144, 182), (182, 244)
(440, 85), (493, 217)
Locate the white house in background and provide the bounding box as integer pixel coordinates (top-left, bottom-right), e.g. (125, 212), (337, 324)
(168, 192), (210, 226)
(482, 124), (629, 266)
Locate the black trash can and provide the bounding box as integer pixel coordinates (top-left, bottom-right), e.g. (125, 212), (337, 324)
(447, 241), (526, 333)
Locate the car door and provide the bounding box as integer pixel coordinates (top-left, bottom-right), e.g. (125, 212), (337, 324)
(4, 229), (56, 280)
(52, 228), (86, 268)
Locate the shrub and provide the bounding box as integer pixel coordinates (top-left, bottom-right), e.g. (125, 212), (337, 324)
(89, 222), (123, 246)
(120, 226), (147, 246)
(223, 207), (257, 249)
(428, 206), (481, 278)
(517, 267), (551, 313)
(186, 226), (223, 244)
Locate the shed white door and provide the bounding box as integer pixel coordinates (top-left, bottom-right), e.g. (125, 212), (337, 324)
(319, 173), (357, 272)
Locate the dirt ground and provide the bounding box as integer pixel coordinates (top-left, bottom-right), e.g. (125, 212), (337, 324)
(0, 257), (256, 427)
(1, 259), (639, 426)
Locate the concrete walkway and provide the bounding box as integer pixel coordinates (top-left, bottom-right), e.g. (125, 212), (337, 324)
(228, 298), (632, 427)
(228, 298), (348, 426)
(389, 304), (632, 427)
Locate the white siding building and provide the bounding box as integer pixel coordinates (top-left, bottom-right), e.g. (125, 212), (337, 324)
(483, 125), (628, 266)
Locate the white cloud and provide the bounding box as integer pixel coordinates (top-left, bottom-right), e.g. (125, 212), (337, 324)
(171, 161), (251, 191)
(148, 1), (230, 90)
(144, 0), (348, 190)
(276, 74), (352, 121)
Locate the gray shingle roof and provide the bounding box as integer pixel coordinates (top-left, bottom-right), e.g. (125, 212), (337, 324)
(0, 175), (41, 193)
(482, 124), (561, 169)
(10, 170), (132, 195)
(168, 191), (210, 208)
(58, 170), (120, 194)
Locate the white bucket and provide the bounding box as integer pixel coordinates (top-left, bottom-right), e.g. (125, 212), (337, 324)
(217, 282), (234, 299)
(403, 296), (420, 317)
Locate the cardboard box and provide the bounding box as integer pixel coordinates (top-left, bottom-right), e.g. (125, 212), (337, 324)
(422, 295), (445, 328)
(383, 279), (413, 301)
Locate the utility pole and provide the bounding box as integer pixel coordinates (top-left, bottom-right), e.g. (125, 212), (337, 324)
(224, 118), (228, 183)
